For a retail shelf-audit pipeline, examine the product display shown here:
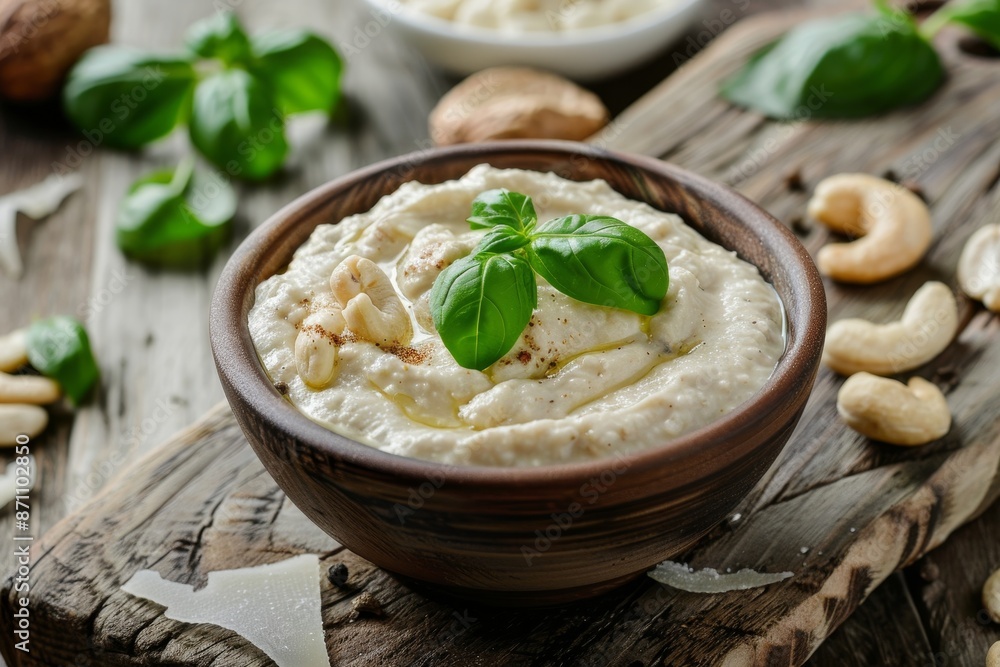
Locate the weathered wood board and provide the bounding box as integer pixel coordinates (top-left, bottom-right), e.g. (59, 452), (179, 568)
(4, 5), (1000, 667)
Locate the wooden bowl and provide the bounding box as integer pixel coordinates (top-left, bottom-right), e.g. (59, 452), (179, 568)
(210, 141), (826, 605)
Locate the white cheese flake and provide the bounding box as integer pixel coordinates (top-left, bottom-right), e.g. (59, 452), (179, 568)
(122, 554), (330, 667)
(648, 560), (793, 593)
(0, 173), (83, 278)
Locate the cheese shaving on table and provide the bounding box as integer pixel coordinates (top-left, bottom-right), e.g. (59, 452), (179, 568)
(648, 560), (793, 593)
(122, 554), (330, 667)
(0, 173), (83, 278)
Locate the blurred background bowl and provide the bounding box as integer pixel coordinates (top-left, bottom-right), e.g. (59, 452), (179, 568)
(356, 0), (706, 80)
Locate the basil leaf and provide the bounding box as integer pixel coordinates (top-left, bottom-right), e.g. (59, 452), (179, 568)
(25, 317), (99, 406)
(933, 0), (1000, 49)
(527, 215), (668, 316)
(116, 161), (235, 268)
(250, 30), (343, 114)
(188, 69), (288, 180)
(467, 189), (537, 232)
(185, 12), (253, 64)
(476, 225), (530, 255)
(722, 11), (944, 119)
(63, 47), (197, 149)
(430, 253), (537, 371)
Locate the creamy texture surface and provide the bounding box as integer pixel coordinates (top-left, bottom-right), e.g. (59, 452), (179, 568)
(398, 0), (677, 32)
(249, 166), (784, 467)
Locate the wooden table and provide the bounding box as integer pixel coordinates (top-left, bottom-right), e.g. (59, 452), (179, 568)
(1, 0), (996, 665)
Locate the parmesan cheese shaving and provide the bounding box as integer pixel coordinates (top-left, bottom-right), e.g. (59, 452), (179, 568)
(649, 560), (793, 593)
(122, 554), (330, 667)
(0, 173), (83, 278)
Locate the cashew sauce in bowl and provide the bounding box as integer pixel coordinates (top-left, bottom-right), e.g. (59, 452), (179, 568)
(248, 165), (786, 467)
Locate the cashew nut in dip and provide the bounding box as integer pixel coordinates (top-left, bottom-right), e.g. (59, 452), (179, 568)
(294, 306), (346, 389)
(0, 328), (28, 373)
(808, 173), (933, 283)
(823, 281), (958, 376)
(0, 404), (48, 446)
(958, 224), (1000, 312)
(331, 255), (413, 348)
(0, 371), (61, 404)
(837, 373), (951, 446)
(984, 568), (1000, 624)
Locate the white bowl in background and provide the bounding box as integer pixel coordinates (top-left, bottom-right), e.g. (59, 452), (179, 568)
(356, 0), (706, 81)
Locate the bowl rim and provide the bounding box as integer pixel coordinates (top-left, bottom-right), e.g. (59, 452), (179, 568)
(359, 0), (705, 48)
(210, 140), (826, 488)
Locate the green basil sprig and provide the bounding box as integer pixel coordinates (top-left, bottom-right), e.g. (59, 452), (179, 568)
(249, 30), (344, 115)
(116, 159), (236, 267)
(923, 0), (1000, 50)
(430, 190), (670, 371)
(430, 253), (538, 371)
(189, 69), (289, 180)
(722, 1), (944, 119)
(26, 317), (100, 405)
(63, 48), (198, 149)
(63, 13), (342, 180)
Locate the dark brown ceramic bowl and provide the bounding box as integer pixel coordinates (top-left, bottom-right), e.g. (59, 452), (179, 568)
(211, 140), (826, 605)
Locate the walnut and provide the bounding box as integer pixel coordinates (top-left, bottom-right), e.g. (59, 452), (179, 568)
(0, 0), (111, 101)
(429, 67), (609, 146)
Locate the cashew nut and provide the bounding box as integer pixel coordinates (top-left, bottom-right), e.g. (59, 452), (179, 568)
(0, 404), (48, 446)
(808, 173), (933, 283)
(0, 329), (28, 373)
(331, 255), (413, 348)
(0, 371), (60, 404)
(984, 568), (1000, 624)
(823, 282), (958, 376)
(294, 307), (346, 390)
(837, 373), (950, 446)
(989, 642), (1000, 667)
(958, 224), (1000, 312)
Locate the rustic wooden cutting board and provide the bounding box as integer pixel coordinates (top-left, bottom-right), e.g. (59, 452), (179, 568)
(4, 6), (1000, 666)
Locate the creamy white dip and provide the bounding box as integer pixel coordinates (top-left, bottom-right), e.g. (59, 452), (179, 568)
(249, 166), (784, 467)
(398, 0), (677, 32)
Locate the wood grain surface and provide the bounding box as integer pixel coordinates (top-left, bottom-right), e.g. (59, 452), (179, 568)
(2, 0), (999, 665)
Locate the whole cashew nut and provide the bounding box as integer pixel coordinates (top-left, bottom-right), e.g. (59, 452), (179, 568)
(294, 307), (346, 389)
(808, 173), (933, 284)
(984, 568), (1000, 624)
(837, 373), (950, 446)
(989, 642), (1000, 667)
(331, 255), (413, 348)
(823, 281), (958, 376)
(0, 404), (48, 446)
(0, 329), (28, 373)
(958, 224), (1000, 312)
(0, 371), (60, 405)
